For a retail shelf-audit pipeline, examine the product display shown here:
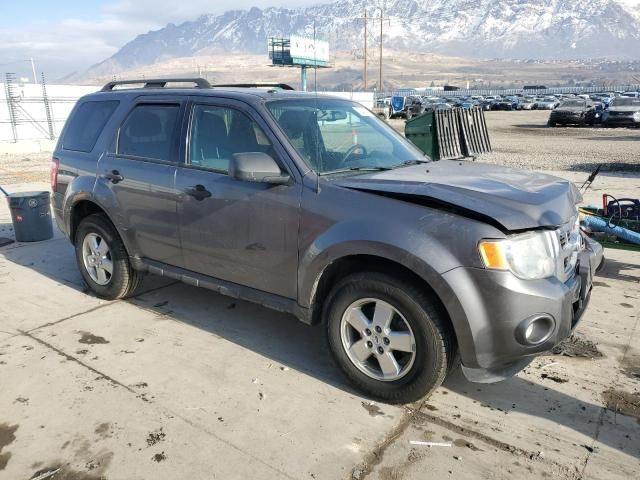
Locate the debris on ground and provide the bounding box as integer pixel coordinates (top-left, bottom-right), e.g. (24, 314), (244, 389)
(549, 335), (603, 359)
(29, 467), (61, 480)
(409, 440), (451, 447)
(361, 402), (384, 417)
(602, 388), (640, 419)
(540, 373), (569, 383)
(146, 428), (166, 447)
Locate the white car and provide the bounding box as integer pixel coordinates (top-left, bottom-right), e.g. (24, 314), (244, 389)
(535, 97), (559, 110)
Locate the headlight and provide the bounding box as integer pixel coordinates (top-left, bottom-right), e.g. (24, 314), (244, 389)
(478, 231), (557, 280)
(633, 112), (640, 121)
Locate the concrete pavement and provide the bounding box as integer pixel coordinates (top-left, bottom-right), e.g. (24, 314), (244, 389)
(0, 182), (638, 480)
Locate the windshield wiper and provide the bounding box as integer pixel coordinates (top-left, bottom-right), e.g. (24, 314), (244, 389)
(319, 166), (392, 176)
(392, 159), (430, 169)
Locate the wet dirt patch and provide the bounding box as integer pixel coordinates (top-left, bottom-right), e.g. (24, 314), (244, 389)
(602, 388), (640, 419)
(453, 438), (483, 451)
(621, 356), (640, 380)
(152, 451), (166, 463)
(0, 423), (18, 453)
(146, 428), (166, 447)
(361, 402), (384, 417)
(78, 332), (109, 345)
(0, 452), (11, 471)
(94, 423), (112, 439)
(549, 335), (603, 359)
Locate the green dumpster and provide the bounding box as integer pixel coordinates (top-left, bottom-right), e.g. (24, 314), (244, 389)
(405, 108), (492, 160)
(404, 111), (438, 160)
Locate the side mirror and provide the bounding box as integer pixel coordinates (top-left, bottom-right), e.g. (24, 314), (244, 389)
(229, 152), (290, 185)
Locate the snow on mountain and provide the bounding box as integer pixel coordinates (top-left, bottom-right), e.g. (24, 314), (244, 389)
(85, 0), (640, 77)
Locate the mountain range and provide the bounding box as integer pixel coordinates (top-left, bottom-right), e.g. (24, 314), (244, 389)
(83, 0), (640, 79)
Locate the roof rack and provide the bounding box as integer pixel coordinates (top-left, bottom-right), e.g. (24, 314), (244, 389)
(100, 78), (211, 92)
(212, 83), (295, 91)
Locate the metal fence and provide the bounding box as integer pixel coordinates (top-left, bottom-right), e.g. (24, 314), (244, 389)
(391, 84), (640, 98)
(1, 79), (98, 143)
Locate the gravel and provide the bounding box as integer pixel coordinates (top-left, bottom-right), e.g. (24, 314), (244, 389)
(391, 110), (639, 173)
(0, 152), (52, 186)
(478, 110), (640, 173)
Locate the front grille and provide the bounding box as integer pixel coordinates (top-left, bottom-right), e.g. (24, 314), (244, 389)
(554, 216), (582, 283)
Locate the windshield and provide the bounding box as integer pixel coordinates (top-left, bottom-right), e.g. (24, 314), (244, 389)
(611, 97), (640, 107)
(267, 98), (428, 175)
(560, 100), (585, 108)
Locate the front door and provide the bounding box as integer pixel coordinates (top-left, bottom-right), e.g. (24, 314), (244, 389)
(175, 100), (301, 299)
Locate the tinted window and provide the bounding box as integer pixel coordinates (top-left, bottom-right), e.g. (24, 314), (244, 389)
(63, 100), (119, 152)
(118, 104), (180, 161)
(189, 105), (272, 173)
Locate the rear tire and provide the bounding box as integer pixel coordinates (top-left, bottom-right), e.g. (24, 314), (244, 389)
(325, 272), (455, 404)
(75, 213), (142, 300)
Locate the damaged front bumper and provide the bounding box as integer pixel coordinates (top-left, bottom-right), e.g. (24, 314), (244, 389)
(442, 235), (603, 383)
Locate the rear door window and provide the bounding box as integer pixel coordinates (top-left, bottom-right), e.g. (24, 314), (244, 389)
(63, 100), (119, 152)
(118, 104), (180, 161)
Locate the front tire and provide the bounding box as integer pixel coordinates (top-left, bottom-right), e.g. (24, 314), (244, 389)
(75, 213), (142, 300)
(325, 272), (455, 404)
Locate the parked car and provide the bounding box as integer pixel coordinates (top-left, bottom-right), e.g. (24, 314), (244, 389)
(390, 95), (426, 120)
(603, 96), (640, 127)
(547, 99), (599, 127)
(372, 99), (392, 120)
(426, 102), (453, 111)
(51, 78), (603, 403)
(519, 97), (537, 110)
(492, 98), (515, 111)
(535, 97), (559, 110)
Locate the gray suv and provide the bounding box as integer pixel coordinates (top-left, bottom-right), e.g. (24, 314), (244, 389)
(51, 78), (603, 403)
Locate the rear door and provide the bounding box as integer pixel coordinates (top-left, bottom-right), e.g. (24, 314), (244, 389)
(174, 98), (301, 299)
(96, 97), (184, 265)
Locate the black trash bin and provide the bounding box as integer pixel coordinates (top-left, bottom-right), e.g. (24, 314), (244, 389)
(7, 191), (54, 242)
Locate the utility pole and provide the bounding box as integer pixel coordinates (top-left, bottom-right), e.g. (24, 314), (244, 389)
(379, 7), (383, 92)
(363, 9), (368, 90)
(30, 58), (38, 84)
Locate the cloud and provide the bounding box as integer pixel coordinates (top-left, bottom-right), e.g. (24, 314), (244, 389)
(0, 0), (321, 80)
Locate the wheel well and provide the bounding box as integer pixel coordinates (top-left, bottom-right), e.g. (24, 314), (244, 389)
(70, 200), (107, 244)
(310, 255), (454, 336)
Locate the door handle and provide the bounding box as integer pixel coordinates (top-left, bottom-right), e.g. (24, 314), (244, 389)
(185, 184), (212, 200)
(103, 170), (124, 184)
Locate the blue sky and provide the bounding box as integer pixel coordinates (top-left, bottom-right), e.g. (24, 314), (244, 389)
(3, 0), (105, 27)
(0, 0), (319, 80)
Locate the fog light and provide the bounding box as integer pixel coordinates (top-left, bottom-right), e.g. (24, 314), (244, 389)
(516, 315), (555, 346)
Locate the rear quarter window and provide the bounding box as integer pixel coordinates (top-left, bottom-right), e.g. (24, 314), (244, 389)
(62, 100), (119, 152)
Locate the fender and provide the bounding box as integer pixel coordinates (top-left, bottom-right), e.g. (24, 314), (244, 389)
(299, 237), (478, 364)
(63, 177), (137, 258)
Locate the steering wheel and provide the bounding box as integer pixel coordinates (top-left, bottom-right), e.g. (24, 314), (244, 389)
(342, 144), (369, 165)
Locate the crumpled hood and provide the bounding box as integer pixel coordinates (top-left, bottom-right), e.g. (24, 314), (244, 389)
(333, 160), (582, 231)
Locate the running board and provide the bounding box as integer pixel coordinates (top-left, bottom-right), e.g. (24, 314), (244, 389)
(134, 258), (311, 324)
